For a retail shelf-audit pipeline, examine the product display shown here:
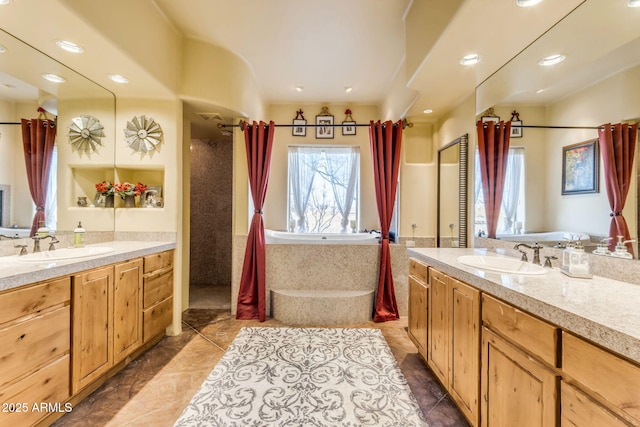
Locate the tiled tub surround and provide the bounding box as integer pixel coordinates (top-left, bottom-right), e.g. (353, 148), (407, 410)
(0, 240), (176, 291)
(408, 247), (640, 364)
(231, 234), (434, 321)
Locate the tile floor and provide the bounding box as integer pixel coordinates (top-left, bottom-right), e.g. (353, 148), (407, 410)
(52, 287), (469, 427)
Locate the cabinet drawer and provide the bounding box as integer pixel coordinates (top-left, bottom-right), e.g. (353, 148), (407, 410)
(0, 305), (70, 388)
(0, 354), (70, 427)
(0, 277), (70, 325)
(143, 296), (173, 343)
(143, 268), (173, 309)
(144, 250), (174, 274)
(561, 381), (629, 427)
(482, 294), (558, 367)
(409, 258), (428, 283)
(563, 331), (640, 424)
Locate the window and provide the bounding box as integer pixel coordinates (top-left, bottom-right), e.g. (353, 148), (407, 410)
(45, 145), (57, 232)
(474, 147), (525, 236)
(288, 146), (359, 233)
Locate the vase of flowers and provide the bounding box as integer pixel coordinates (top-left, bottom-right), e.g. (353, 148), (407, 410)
(115, 182), (147, 208)
(95, 181), (115, 207)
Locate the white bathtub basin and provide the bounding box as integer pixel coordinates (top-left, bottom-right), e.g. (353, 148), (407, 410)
(457, 255), (547, 275)
(12, 246), (114, 262)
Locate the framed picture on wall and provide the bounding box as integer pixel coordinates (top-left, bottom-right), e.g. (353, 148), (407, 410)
(342, 121), (356, 135)
(481, 115), (500, 124)
(292, 119), (306, 136)
(316, 115), (334, 139)
(561, 139), (599, 195)
(510, 120), (523, 138)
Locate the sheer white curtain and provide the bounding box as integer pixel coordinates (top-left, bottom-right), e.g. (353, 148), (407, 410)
(288, 147), (319, 232)
(501, 148), (523, 234)
(45, 146), (57, 232)
(325, 147), (359, 232)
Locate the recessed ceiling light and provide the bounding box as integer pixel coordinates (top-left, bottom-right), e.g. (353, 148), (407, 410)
(295, 85), (304, 92)
(42, 73), (66, 83)
(423, 109), (433, 114)
(538, 54), (566, 66)
(56, 40), (84, 54)
(0, 0), (10, 5)
(345, 86), (353, 93)
(108, 74), (129, 83)
(628, 0), (640, 7)
(0, 45), (6, 53)
(460, 53), (481, 66)
(516, 0), (543, 7)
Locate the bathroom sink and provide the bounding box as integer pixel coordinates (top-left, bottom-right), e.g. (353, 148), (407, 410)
(13, 246), (114, 262)
(457, 255), (548, 275)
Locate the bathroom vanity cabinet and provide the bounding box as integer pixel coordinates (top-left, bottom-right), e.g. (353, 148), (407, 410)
(0, 243), (175, 427)
(0, 277), (71, 427)
(406, 248), (640, 427)
(407, 258), (428, 360)
(427, 267), (480, 427)
(72, 258), (144, 393)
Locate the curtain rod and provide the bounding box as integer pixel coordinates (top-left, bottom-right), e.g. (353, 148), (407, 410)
(483, 123), (625, 130)
(0, 122), (21, 125)
(218, 119), (413, 130)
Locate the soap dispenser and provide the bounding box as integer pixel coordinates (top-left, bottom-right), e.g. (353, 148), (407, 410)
(561, 239), (592, 278)
(73, 221), (85, 248)
(612, 235), (635, 259)
(592, 237), (612, 256)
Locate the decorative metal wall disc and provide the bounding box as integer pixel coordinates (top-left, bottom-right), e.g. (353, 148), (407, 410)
(68, 115), (105, 153)
(124, 115), (163, 153)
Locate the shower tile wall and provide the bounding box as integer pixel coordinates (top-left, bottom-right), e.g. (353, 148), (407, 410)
(190, 139), (232, 286)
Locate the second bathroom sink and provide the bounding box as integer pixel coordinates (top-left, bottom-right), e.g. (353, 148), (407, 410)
(13, 246), (114, 262)
(457, 255), (547, 275)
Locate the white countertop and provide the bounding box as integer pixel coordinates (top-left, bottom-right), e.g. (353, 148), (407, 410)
(0, 240), (176, 292)
(407, 247), (640, 364)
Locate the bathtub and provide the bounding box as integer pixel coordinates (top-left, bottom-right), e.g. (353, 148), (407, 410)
(0, 227), (30, 238)
(265, 229), (379, 244)
(496, 231), (590, 244)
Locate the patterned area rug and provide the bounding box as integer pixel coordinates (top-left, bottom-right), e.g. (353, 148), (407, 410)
(174, 327), (428, 426)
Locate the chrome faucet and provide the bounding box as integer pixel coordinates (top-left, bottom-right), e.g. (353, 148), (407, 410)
(513, 242), (543, 265)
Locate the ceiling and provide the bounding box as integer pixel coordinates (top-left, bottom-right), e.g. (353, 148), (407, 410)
(0, 0), (588, 130)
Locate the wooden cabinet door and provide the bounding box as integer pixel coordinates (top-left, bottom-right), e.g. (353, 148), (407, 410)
(428, 268), (449, 387)
(113, 259), (143, 364)
(450, 278), (481, 427)
(408, 275), (428, 360)
(72, 265), (114, 393)
(481, 327), (558, 427)
(560, 381), (629, 427)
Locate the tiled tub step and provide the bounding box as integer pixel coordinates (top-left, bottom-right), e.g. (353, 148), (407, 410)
(271, 289), (375, 325)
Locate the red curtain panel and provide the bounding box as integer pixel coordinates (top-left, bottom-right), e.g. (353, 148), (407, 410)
(20, 119), (56, 237)
(599, 122), (638, 256)
(476, 120), (511, 238)
(370, 120), (403, 322)
(236, 121), (274, 321)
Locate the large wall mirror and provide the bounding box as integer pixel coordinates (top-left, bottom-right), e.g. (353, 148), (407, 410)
(475, 0), (640, 258)
(437, 134), (468, 248)
(0, 28), (115, 240)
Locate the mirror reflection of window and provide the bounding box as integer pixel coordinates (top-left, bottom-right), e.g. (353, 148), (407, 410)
(44, 145), (57, 232)
(475, 147), (525, 236)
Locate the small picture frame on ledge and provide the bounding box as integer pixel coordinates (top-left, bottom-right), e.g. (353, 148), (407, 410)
(292, 119), (306, 136)
(510, 120), (523, 138)
(342, 121), (356, 135)
(142, 186), (163, 208)
(316, 115), (334, 139)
